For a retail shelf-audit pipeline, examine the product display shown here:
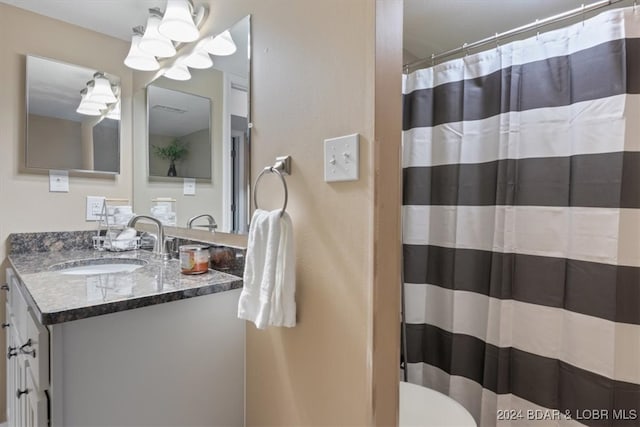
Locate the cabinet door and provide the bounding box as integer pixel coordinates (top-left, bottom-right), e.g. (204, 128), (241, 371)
(6, 322), (22, 427)
(22, 366), (47, 427)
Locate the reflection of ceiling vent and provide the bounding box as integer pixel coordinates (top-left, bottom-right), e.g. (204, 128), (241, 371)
(152, 104), (187, 114)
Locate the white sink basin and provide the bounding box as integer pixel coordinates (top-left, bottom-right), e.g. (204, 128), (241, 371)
(51, 259), (147, 275)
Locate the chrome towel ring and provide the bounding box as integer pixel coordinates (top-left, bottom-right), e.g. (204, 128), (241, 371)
(253, 156), (291, 218)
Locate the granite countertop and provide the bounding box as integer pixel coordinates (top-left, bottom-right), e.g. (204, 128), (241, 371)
(8, 249), (243, 325)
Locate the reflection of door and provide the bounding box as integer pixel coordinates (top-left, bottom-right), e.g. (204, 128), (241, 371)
(231, 125), (248, 234)
(223, 74), (249, 232)
(231, 135), (240, 232)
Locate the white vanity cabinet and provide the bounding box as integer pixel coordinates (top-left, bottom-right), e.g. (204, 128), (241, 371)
(5, 268), (48, 427)
(4, 267), (245, 427)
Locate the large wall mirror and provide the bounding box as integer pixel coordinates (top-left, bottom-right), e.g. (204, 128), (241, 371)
(26, 56), (121, 174)
(133, 15), (250, 234)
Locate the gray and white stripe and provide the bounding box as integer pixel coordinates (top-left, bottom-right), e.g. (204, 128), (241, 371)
(403, 7), (640, 427)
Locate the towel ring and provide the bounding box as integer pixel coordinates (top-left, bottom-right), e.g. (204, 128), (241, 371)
(253, 166), (288, 217)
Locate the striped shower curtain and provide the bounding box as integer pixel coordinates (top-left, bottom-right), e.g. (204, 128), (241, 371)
(402, 7), (640, 427)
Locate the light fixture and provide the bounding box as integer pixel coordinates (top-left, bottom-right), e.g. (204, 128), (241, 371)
(202, 30), (236, 56)
(163, 63), (191, 81)
(124, 0), (224, 81)
(76, 74), (120, 118)
(158, 0), (199, 43)
(182, 44), (213, 69)
(124, 27), (160, 71)
(139, 8), (176, 58)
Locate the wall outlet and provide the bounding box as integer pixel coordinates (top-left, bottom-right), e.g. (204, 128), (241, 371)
(86, 196), (105, 221)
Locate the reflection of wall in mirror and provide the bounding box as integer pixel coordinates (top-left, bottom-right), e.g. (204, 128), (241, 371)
(27, 114), (82, 169)
(149, 128), (211, 178)
(27, 113), (119, 172)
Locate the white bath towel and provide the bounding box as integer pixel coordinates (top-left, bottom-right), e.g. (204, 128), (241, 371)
(238, 209), (296, 329)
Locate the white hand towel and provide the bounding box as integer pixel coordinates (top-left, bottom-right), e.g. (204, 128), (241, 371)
(269, 212), (295, 327)
(238, 209), (296, 329)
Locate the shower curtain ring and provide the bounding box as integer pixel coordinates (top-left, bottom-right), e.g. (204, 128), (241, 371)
(431, 53), (435, 66)
(581, 3), (585, 26)
(463, 42), (469, 56)
(495, 33), (500, 49)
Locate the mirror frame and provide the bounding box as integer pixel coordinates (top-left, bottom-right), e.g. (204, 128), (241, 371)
(24, 55), (122, 177)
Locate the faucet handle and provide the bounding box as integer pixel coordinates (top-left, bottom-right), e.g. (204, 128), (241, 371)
(139, 232), (157, 250)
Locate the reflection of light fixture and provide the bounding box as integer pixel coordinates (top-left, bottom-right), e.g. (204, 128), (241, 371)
(159, 0), (200, 42)
(124, 27), (160, 71)
(76, 88), (106, 116)
(202, 30), (237, 56)
(91, 73), (118, 103)
(182, 44), (213, 69)
(139, 8), (176, 58)
(105, 100), (121, 120)
(76, 73), (120, 117)
(163, 63), (191, 81)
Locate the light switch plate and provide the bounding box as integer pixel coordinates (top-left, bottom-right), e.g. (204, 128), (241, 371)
(324, 133), (359, 182)
(49, 170), (69, 192)
(184, 178), (196, 195)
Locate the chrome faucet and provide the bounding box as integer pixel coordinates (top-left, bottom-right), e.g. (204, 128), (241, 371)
(127, 215), (169, 260)
(187, 214), (217, 232)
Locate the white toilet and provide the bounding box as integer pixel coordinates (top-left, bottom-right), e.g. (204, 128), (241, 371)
(399, 382), (477, 426)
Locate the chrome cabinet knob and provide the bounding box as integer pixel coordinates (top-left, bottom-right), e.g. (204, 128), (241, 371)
(19, 339), (36, 358)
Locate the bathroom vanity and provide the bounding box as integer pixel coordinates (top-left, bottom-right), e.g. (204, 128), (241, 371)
(6, 248), (245, 427)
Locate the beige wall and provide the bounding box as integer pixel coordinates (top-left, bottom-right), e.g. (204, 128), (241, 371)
(0, 3), (133, 420)
(244, 0), (376, 422)
(0, 0), (402, 425)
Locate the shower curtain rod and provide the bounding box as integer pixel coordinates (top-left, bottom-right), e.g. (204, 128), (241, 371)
(404, 0), (625, 73)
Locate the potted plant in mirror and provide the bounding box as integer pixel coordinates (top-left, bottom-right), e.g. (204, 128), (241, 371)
(152, 139), (188, 177)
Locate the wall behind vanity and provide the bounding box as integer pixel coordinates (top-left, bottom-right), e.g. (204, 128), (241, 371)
(0, 3), (133, 419)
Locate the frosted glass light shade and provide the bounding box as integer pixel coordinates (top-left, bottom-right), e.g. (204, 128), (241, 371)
(182, 47), (213, 69)
(163, 63), (191, 81)
(105, 101), (121, 120)
(203, 30), (236, 56)
(77, 89), (107, 116)
(90, 75), (117, 104)
(139, 14), (176, 58)
(158, 0), (199, 43)
(124, 34), (160, 71)
(76, 99), (102, 115)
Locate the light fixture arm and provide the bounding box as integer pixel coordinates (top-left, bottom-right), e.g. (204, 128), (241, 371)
(149, 7), (163, 18)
